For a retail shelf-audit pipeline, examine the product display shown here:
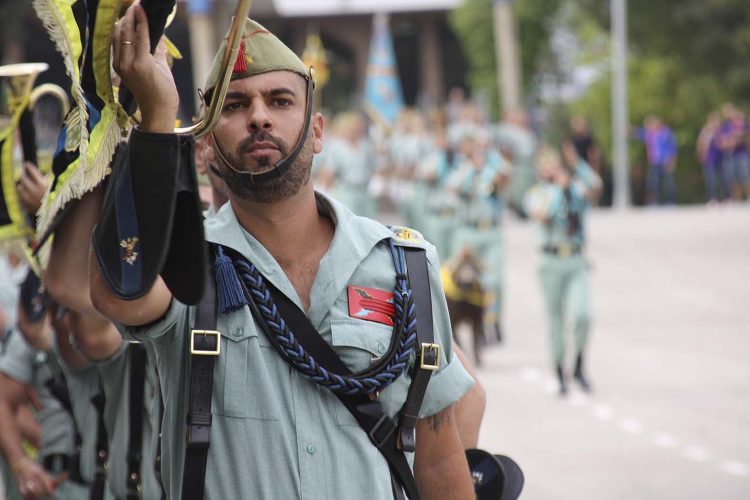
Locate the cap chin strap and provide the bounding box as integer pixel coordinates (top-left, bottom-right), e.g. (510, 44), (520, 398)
(210, 75), (315, 184)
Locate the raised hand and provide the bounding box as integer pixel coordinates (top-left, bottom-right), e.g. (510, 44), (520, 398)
(113, 1), (178, 133)
(16, 162), (48, 214)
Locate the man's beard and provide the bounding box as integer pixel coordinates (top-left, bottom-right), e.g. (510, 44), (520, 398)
(217, 129), (313, 204)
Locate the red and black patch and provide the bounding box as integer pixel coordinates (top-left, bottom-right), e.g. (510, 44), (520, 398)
(348, 286), (396, 327)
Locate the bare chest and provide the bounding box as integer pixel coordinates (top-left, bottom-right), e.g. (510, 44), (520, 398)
(282, 260), (320, 311)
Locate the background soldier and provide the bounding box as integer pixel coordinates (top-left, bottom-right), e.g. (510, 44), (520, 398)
(524, 142), (602, 395)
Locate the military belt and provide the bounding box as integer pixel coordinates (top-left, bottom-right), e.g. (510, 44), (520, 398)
(542, 244), (582, 257)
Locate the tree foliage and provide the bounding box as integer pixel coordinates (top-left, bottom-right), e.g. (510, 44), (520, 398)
(450, 0), (560, 118)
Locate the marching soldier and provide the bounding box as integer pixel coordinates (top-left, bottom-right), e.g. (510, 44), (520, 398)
(524, 142), (602, 395)
(0, 289), (96, 500)
(88, 6), (475, 499)
(444, 137), (510, 344)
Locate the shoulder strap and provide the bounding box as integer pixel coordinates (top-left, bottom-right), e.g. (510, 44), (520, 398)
(398, 247), (437, 452)
(91, 387), (109, 500)
(43, 356), (84, 484)
(255, 280), (421, 500)
(182, 254), (219, 500)
(126, 342), (148, 499)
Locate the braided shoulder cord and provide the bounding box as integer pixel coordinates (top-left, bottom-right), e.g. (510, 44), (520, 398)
(229, 240), (417, 396)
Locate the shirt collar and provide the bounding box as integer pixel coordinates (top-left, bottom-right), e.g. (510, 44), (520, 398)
(205, 191), (393, 319)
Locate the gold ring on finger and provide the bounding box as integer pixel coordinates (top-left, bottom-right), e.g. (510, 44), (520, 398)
(121, 40), (136, 46)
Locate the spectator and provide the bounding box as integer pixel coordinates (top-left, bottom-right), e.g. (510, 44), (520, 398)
(633, 115), (677, 205)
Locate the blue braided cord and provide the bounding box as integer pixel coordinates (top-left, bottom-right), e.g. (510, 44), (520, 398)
(230, 246), (418, 396)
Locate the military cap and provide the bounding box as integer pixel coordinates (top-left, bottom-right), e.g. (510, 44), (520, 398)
(203, 18), (310, 96)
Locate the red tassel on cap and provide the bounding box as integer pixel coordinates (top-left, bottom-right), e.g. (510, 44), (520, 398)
(233, 39), (248, 74)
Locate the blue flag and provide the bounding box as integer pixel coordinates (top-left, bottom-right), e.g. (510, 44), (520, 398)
(364, 13), (404, 126)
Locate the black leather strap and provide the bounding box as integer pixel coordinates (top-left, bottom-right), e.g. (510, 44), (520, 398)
(90, 390), (109, 500)
(18, 108), (37, 166)
(44, 358), (85, 484)
(245, 262), (421, 500)
(126, 342), (148, 499)
(399, 248), (435, 453)
(181, 257), (218, 500)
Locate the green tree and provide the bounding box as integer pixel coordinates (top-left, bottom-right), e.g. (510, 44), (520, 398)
(450, 0), (560, 118)
(568, 0), (745, 204)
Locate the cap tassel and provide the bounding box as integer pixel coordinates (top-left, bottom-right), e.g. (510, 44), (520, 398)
(233, 39), (248, 74)
(214, 246), (249, 314)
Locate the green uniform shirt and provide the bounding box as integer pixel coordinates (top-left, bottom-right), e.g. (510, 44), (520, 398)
(523, 161), (602, 248)
(55, 348), (102, 487)
(121, 193), (473, 500)
(98, 341), (161, 499)
(0, 331), (73, 458)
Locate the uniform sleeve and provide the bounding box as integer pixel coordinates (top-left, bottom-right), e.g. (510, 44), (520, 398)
(0, 331), (36, 384)
(115, 298), (190, 344)
(417, 244), (475, 418)
(573, 160), (603, 194)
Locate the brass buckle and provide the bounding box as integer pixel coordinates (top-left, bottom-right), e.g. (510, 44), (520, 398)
(419, 343), (441, 371)
(190, 330), (221, 356)
(558, 243), (572, 258)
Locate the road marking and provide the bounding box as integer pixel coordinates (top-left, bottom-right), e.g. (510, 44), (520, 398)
(651, 432), (678, 448)
(619, 418), (644, 434)
(683, 445), (711, 463)
(717, 460), (749, 477)
(515, 366), (749, 481)
(592, 404), (614, 421)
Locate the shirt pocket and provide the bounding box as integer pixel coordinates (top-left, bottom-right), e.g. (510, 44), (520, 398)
(213, 311), (281, 420)
(329, 319), (399, 426)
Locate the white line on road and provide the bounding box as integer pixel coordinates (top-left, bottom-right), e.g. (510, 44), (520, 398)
(683, 445), (711, 463)
(717, 460), (749, 477)
(619, 418), (644, 434)
(651, 432), (678, 448)
(592, 403), (615, 421)
(516, 366), (748, 481)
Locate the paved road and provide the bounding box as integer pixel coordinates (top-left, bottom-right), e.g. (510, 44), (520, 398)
(469, 205), (750, 499)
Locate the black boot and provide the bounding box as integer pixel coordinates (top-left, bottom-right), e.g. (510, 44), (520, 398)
(574, 353), (592, 393)
(556, 364), (568, 396)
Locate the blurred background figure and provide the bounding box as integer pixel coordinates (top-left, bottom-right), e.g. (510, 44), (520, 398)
(496, 109), (538, 217)
(717, 103), (750, 202)
(696, 111), (727, 205)
(633, 115), (677, 205)
(315, 111), (378, 218)
(444, 135), (510, 345)
(524, 142), (602, 395)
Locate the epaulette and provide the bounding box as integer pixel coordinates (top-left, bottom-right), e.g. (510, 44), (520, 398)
(388, 225), (427, 248)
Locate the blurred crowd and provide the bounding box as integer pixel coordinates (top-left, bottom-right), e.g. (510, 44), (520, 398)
(696, 103), (750, 205)
(309, 88), (606, 374)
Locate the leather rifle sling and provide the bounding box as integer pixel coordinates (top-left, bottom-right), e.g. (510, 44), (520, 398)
(182, 256), (219, 500)
(398, 247), (436, 452)
(126, 342), (148, 499)
(90, 389), (109, 500)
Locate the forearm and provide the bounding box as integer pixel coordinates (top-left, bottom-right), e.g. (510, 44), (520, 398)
(67, 310), (122, 362)
(0, 395), (29, 468)
(47, 188), (105, 317)
(89, 249), (172, 327)
(416, 452), (475, 500)
(16, 305), (52, 351)
(414, 408), (474, 500)
(16, 405), (41, 448)
(452, 346), (485, 449)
